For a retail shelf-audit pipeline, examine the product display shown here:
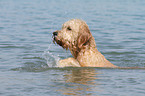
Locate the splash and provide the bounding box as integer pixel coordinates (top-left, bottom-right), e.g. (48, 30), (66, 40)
(42, 43), (60, 67)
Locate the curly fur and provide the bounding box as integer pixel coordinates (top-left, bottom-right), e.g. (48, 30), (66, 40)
(53, 19), (117, 68)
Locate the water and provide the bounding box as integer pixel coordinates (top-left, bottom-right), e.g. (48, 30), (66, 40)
(0, 0), (145, 95)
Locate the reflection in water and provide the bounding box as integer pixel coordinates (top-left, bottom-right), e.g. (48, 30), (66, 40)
(58, 68), (101, 95)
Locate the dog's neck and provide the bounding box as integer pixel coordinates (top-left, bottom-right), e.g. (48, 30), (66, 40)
(69, 37), (96, 59)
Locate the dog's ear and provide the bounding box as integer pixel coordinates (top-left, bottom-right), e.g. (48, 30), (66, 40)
(77, 25), (91, 49)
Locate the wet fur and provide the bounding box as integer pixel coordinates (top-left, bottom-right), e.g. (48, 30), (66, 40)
(53, 19), (117, 68)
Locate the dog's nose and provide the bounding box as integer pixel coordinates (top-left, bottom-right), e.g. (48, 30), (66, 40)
(53, 32), (58, 36)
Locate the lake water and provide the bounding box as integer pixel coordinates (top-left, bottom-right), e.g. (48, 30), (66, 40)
(0, 0), (145, 96)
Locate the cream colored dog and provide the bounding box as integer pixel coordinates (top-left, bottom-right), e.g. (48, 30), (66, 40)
(53, 19), (117, 68)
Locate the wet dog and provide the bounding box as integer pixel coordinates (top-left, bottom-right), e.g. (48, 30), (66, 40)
(53, 19), (117, 67)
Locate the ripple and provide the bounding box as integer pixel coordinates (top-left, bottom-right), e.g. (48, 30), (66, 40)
(105, 51), (136, 55)
(0, 44), (33, 50)
(0, 27), (4, 30)
(11, 56), (49, 72)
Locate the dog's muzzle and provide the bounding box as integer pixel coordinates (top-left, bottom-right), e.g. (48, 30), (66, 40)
(52, 31), (58, 41)
(53, 31), (58, 37)
(52, 31), (69, 50)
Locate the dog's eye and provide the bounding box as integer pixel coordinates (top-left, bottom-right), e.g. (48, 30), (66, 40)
(67, 26), (72, 31)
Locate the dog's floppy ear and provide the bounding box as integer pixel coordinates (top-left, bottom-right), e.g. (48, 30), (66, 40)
(77, 25), (91, 49)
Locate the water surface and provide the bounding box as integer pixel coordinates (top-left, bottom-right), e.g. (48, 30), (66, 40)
(0, 0), (145, 96)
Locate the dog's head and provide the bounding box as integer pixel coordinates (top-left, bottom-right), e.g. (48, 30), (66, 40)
(53, 19), (96, 58)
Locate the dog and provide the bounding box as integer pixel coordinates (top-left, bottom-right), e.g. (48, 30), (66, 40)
(53, 19), (117, 68)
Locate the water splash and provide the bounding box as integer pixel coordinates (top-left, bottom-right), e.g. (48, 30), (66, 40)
(42, 43), (60, 67)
